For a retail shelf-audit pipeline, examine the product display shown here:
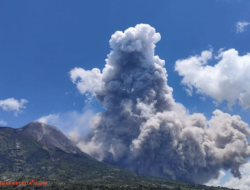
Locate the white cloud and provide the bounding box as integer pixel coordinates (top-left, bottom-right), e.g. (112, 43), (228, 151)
(175, 49), (250, 109)
(223, 163), (250, 190)
(70, 68), (103, 95)
(236, 21), (250, 33)
(0, 119), (7, 126)
(0, 98), (28, 116)
(207, 163), (250, 190)
(37, 109), (95, 141)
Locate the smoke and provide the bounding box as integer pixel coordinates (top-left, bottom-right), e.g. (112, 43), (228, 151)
(70, 24), (250, 183)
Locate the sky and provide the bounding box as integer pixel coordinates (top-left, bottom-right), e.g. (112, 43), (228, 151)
(0, 0), (250, 189)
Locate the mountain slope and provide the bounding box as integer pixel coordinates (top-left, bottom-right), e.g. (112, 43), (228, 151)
(0, 122), (135, 181)
(0, 122), (236, 190)
(18, 121), (81, 154)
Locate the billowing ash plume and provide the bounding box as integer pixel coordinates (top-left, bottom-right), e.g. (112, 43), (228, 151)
(70, 24), (250, 183)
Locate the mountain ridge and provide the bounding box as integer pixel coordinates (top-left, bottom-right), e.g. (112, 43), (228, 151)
(17, 121), (81, 154)
(0, 122), (237, 190)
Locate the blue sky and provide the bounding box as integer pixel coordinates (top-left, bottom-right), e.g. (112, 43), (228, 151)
(0, 1), (250, 188)
(0, 0), (249, 127)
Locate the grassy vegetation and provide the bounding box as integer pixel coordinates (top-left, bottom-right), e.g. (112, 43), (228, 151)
(0, 127), (238, 190)
(0, 176), (236, 190)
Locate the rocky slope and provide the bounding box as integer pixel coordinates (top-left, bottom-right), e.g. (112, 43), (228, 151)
(0, 122), (236, 190)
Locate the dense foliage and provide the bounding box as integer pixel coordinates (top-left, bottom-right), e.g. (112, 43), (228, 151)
(0, 127), (238, 190)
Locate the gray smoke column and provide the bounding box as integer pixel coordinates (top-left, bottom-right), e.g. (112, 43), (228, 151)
(70, 24), (250, 183)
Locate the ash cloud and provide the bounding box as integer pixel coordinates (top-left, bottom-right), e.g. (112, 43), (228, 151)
(70, 24), (250, 183)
